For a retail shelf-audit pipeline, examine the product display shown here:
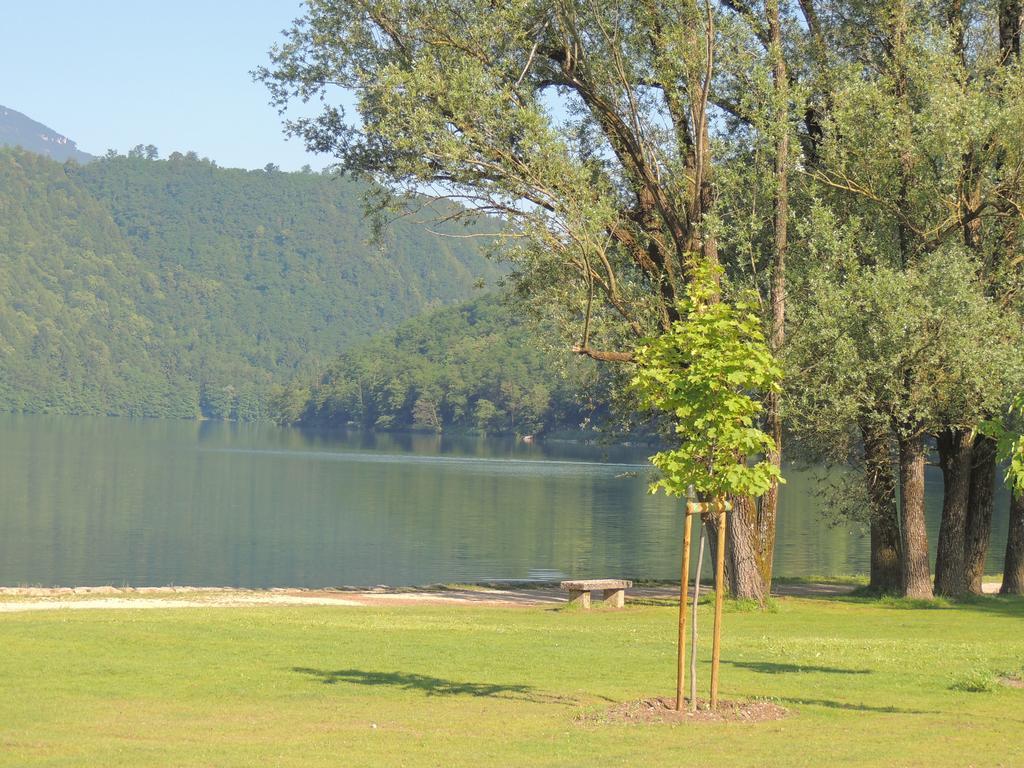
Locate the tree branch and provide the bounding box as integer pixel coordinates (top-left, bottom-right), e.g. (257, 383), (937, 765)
(571, 345), (635, 363)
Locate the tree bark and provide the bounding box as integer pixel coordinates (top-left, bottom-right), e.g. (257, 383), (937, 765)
(1001, 490), (1024, 594)
(862, 423), (902, 593)
(756, 0), (789, 592)
(871, 516), (903, 594)
(934, 428), (974, 595)
(963, 434), (997, 594)
(706, 497), (765, 604)
(757, 438), (780, 589)
(897, 434), (934, 599)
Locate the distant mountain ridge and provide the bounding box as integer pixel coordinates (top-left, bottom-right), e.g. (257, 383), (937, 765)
(0, 104), (95, 163)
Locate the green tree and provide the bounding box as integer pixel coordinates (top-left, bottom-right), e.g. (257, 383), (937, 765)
(281, 294), (600, 436)
(981, 395), (1024, 594)
(257, 0), (799, 598)
(268, 383), (312, 425)
(788, 249), (1021, 598)
(412, 392), (443, 432)
(631, 265), (782, 708)
(631, 268), (783, 502)
(473, 399), (500, 436)
(257, 0), (725, 359)
(787, 0), (1024, 596)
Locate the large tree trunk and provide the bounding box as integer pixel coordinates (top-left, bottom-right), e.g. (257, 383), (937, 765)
(871, 517), (902, 594)
(754, 0), (790, 595)
(706, 496), (766, 604)
(934, 428), (974, 595)
(1001, 490), (1024, 594)
(963, 434), (997, 594)
(757, 444), (780, 589)
(897, 434), (934, 599)
(995, 3), (1024, 594)
(862, 423), (902, 593)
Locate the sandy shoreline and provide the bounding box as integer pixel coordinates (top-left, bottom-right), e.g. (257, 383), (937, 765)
(0, 580), (1002, 613)
(0, 584), (568, 612)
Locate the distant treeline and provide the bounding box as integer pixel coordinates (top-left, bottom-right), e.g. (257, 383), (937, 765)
(271, 295), (612, 436)
(0, 148), (500, 418)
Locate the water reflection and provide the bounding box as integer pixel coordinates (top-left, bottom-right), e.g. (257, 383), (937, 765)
(0, 415), (1009, 587)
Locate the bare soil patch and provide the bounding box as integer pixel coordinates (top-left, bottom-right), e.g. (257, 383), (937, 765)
(585, 696), (787, 724)
(998, 675), (1024, 689)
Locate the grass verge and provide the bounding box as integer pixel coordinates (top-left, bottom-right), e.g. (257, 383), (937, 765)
(2, 594), (1023, 767)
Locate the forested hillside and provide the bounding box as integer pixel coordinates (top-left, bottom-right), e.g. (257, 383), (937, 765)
(271, 294), (611, 436)
(0, 148), (500, 418)
(0, 151), (195, 415)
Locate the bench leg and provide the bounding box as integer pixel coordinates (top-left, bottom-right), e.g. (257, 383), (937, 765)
(568, 589), (591, 609)
(602, 588), (625, 609)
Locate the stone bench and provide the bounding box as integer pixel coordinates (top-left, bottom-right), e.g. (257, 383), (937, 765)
(560, 579), (633, 609)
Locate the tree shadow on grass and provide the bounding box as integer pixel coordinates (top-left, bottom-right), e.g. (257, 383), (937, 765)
(778, 697), (936, 714)
(726, 660), (871, 675)
(624, 597), (678, 608)
(782, 589), (1024, 619)
(292, 667), (576, 704)
(941, 593), (1024, 619)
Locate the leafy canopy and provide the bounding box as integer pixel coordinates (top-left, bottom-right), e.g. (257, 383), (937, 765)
(1010, 398), (1024, 496)
(256, 0), (729, 362)
(631, 266), (783, 500)
(981, 395), (1024, 496)
(786, 240), (1024, 459)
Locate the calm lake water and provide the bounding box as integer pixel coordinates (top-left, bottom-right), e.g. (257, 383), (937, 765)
(0, 414), (1011, 587)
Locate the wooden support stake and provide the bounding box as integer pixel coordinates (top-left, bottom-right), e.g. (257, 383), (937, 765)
(675, 509), (693, 711)
(690, 527), (706, 712)
(710, 502), (727, 709)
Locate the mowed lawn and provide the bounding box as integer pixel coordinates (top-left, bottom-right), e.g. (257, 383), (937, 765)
(1, 594), (1023, 767)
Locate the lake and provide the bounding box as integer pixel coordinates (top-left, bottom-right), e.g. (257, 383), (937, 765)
(0, 414), (1010, 587)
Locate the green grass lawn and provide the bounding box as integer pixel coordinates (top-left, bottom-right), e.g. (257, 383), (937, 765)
(2, 595), (1023, 767)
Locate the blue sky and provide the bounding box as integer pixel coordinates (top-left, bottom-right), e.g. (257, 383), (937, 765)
(2, 1), (331, 170)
